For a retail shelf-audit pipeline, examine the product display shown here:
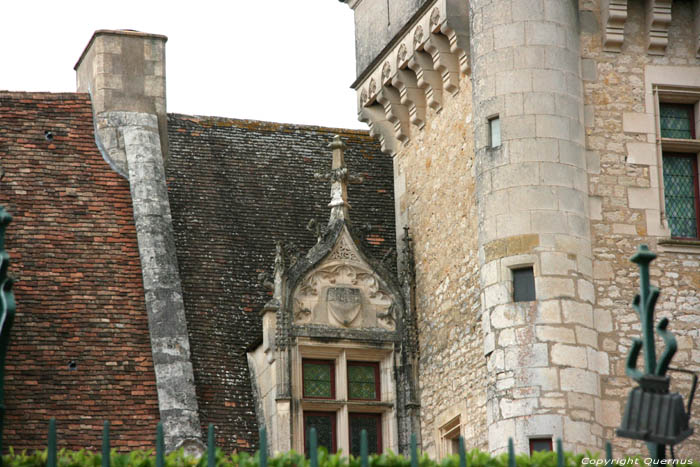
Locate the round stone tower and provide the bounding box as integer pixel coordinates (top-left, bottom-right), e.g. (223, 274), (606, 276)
(470, 0), (603, 453)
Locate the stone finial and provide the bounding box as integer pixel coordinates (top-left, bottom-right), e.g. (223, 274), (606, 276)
(314, 135), (363, 223)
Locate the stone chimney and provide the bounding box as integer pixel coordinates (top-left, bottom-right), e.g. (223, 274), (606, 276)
(75, 30), (203, 452)
(75, 29), (169, 175)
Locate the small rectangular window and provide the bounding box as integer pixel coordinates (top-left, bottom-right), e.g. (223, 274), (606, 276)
(347, 361), (380, 401)
(439, 416), (461, 457)
(349, 413), (382, 456)
(513, 267), (536, 302)
(663, 153), (700, 238)
(489, 116), (501, 147)
(660, 103), (695, 139)
(304, 411), (337, 454)
(302, 359), (335, 399)
(529, 437), (553, 454)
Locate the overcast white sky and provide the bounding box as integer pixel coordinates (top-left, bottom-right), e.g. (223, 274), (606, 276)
(1, 1), (366, 130)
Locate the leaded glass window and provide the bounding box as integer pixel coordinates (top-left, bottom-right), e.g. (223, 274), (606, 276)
(303, 360), (334, 399)
(663, 154), (699, 239)
(304, 412), (336, 454)
(347, 362), (379, 400)
(349, 413), (382, 456)
(660, 104), (695, 139)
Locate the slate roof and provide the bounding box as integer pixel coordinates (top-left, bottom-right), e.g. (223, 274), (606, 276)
(0, 92), (159, 450)
(166, 114), (396, 451)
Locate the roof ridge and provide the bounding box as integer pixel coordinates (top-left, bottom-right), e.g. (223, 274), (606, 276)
(0, 90), (89, 99)
(168, 113), (370, 136)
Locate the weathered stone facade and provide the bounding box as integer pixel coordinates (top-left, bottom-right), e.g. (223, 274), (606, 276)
(344, 0), (700, 458)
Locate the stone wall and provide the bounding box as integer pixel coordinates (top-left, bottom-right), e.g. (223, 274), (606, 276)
(581, 0), (700, 458)
(392, 77), (488, 457)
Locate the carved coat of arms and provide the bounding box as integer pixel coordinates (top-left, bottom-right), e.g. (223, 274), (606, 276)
(326, 287), (362, 327)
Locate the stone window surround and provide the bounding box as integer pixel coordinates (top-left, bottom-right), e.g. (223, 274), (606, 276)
(435, 402), (465, 459)
(625, 65), (700, 253)
(291, 340), (397, 454)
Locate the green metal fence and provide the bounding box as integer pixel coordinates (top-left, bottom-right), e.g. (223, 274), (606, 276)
(42, 418), (615, 467)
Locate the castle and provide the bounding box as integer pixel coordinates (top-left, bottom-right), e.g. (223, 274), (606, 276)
(1, 0), (699, 460)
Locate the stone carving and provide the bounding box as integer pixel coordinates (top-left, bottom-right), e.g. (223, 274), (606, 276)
(647, 0), (672, 55)
(382, 62), (392, 83)
(327, 287), (362, 326)
(413, 25), (424, 48)
(397, 43), (408, 67)
(430, 7), (441, 29)
(292, 232), (396, 331)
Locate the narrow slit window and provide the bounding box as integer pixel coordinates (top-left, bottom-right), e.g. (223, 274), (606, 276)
(529, 437), (553, 454)
(512, 267), (536, 302)
(489, 116), (501, 147)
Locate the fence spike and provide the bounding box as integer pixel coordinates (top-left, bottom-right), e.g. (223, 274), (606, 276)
(155, 422), (164, 467)
(606, 441), (613, 463)
(102, 421), (110, 467)
(47, 418), (57, 467)
(411, 432), (418, 467)
(508, 438), (515, 467)
(207, 424), (215, 467)
(459, 435), (466, 467)
(259, 426), (268, 467)
(361, 429), (368, 467)
(556, 438), (564, 467)
(309, 427), (318, 467)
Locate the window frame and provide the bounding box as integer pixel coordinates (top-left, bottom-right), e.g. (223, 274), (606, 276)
(303, 411), (338, 454)
(302, 359), (336, 400)
(349, 412), (383, 456)
(529, 437), (553, 454)
(661, 152), (700, 239)
(659, 102), (696, 139)
(512, 266), (536, 303)
(347, 361), (381, 401)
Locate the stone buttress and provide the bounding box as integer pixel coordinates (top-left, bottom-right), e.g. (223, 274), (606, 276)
(75, 30), (203, 452)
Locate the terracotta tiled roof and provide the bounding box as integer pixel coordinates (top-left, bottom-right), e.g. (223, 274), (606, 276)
(0, 91), (159, 451)
(166, 114), (396, 451)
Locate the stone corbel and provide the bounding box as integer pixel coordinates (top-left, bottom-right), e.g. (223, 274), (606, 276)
(602, 0), (628, 52)
(392, 65), (427, 130)
(359, 100), (398, 155)
(354, 0), (469, 155)
(647, 0), (672, 55)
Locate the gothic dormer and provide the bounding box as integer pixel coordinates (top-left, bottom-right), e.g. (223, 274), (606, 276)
(247, 136), (419, 457)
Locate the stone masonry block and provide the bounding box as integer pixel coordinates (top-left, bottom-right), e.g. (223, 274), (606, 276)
(496, 69), (533, 95)
(568, 392), (594, 410)
(576, 325), (598, 348)
(500, 397), (538, 418)
(593, 309), (613, 332)
(525, 21), (565, 47)
(516, 367), (559, 390)
(536, 325), (576, 343)
(622, 112), (655, 134)
(532, 69), (567, 94)
(505, 343), (549, 368)
(497, 211), (532, 236)
(587, 348), (609, 375)
(595, 399), (621, 428)
(560, 368), (599, 395)
(514, 46), (545, 69)
(540, 252), (575, 275)
(510, 186), (558, 211)
(537, 300), (562, 323)
(490, 304), (526, 328)
(524, 92), (555, 115)
(536, 276), (575, 299)
(512, 0), (544, 21)
(536, 114), (570, 139)
(564, 418), (593, 445)
(485, 283), (511, 308)
(530, 210), (569, 235)
(562, 300), (593, 327)
(581, 59), (597, 81)
(551, 343), (587, 368)
(494, 22), (525, 49)
(626, 142), (657, 166)
(628, 187), (657, 209)
(509, 138), (559, 162)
